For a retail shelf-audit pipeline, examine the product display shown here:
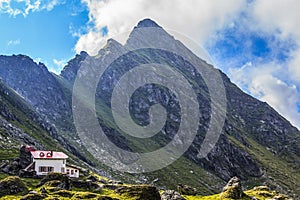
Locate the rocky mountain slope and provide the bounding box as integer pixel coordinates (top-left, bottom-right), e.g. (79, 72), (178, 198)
(0, 19), (299, 198)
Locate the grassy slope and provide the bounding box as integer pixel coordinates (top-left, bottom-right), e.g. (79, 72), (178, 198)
(227, 134), (300, 197)
(0, 81), (84, 166)
(0, 172), (290, 200)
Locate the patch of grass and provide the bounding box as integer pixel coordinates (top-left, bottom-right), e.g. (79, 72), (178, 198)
(0, 149), (19, 161)
(21, 177), (40, 191)
(183, 194), (219, 200)
(244, 137), (300, 195)
(226, 133), (300, 197)
(144, 156), (224, 195)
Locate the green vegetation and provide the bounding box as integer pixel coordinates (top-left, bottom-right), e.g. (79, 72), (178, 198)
(0, 176), (28, 197)
(0, 173), (291, 200)
(227, 133), (300, 196)
(183, 186), (290, 200)
(144, 156), (224, 194)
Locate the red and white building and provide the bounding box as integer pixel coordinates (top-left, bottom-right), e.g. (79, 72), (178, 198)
(24, 146), (80, 178)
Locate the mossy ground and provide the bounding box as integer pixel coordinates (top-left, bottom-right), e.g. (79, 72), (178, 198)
(183, 186), (289, 200)
(0, 172), (291, 200)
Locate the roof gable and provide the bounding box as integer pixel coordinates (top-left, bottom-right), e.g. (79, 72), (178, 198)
(31, 151), (68, 159)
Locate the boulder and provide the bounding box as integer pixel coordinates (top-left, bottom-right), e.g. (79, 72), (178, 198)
(53, 190), (74, 198)
(271, 194), (291, 200)
(87, 175), (98, 182)
(1, 160), (21, 175)
(115, 185), (161, 200)
(98, 196), (118, 200)
(38, 172), (71, 190)
(19, 145), (33, 169)
(99, 178), (108, 184)
(40, 187), (47, 194)
(220, 176), (244, 199)
(72, 192), (98, 199)
(20, 193), (46, 200)
(71, 179), (100, 190)
(19, 169), (36, 178)
(108, 180), (123, 185)
(161, 190), (186, 200)
(103, 184), (122, 190)
(0, 176), (28, 197)
(177, 183), (197, 195)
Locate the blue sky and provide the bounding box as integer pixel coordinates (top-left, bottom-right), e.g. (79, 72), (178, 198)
(1, 0), (300, 129)
(0, 0), (89, 73)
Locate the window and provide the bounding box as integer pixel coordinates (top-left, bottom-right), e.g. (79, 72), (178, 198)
(71, 170), (74, 175)
(48, 167), (54, 172)
(61, 167), (65, 173)
(39, 166), (54, 172)
(39, 166), (46, 172)
(75, 170), (77, 173)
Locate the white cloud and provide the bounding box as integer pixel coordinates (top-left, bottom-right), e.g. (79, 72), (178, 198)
(288, 49), (300, 82)
(53, 58), (67, 73)
(76, 0), (247, 55)
(252, 0), (300, 39)
(24, 0), (40, 16)
(232, 0), (300, 129)
(251, 0), (300, 83)
(229, 63), (300, 128)
(0, 0), (62, 17)
(7, 39), (20, 46)
(252, 75), (300, 128)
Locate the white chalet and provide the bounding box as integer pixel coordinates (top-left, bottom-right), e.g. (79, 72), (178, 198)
(25, 146), (80, 178)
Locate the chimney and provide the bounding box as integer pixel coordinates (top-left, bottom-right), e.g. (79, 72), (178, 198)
(46, 151), (53, 157)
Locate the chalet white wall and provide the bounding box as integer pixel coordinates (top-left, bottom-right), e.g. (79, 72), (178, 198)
(33, 158), (66, 176)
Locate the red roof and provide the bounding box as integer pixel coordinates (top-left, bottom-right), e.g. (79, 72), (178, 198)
(25, 145), (36, 152)
(31, 151), (68, 159)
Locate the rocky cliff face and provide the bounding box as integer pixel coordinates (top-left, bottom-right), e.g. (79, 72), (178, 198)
(0, 55), (70, 125)
(60, 51), (88, 83)
(0, 71), (92, 166)
(0, 18), (300, 197)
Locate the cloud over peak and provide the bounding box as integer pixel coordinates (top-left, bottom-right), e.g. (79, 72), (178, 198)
(75, 0), (246, 55)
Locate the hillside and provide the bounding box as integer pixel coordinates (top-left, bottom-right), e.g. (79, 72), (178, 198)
(0, 173), (292, 199)
(0, 19), (299, 198)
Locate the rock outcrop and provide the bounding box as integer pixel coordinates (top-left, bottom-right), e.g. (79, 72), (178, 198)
(161, 190), (186, 200)
(115, 185), (161, 200)
(0, 176), (27, 197)
(38, 172), (71, 190)
(220, 176), (244, 199)
(177, 183), (197, 195)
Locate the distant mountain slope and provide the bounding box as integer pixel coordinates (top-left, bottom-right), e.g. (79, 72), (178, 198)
(0, 79), (75, 163)
(0, 55), (70, 124)
(0, 19), (299, 198)
(0, 57), (95, 167)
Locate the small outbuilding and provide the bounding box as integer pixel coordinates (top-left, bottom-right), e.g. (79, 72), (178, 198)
(66, 164), (81, 178)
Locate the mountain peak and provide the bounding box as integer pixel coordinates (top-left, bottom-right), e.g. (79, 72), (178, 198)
(100, 38), (124, 54)
(136, 18), (161, 28)
(106, 38), (122, 46)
